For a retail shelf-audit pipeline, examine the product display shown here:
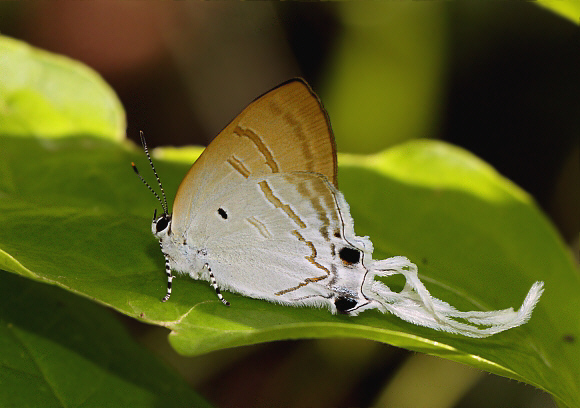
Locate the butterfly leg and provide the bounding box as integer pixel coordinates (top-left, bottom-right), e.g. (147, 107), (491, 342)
(161, 251), (173, 302)
(206, 264), (230, 306)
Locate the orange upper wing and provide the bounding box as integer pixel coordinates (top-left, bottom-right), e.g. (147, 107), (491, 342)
(171, 79), (337, 235)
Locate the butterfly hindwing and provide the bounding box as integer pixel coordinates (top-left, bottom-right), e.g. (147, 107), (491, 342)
(188, 172), (372, 311)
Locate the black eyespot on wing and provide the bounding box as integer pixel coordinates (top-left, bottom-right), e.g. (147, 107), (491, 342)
(339, 247), (360, 264)
(218, 208), (228, 219)
(156, 216), (170, 232)
(335, 297), (358, 314)
(334, 229), (341, 238)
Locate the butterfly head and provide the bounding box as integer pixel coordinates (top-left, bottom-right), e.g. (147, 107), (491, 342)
(151, 208), (172, 240)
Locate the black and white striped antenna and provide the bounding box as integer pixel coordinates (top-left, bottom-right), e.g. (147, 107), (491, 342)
(131, 131), (169, 215)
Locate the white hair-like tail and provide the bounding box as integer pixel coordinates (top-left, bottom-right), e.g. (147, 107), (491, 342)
(361, 256), (544, 338)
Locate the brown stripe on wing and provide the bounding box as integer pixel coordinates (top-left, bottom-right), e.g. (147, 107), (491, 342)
(233, 125), (280, 173)
(293, 176), (330, 241)
(286, 173), (340, 242)
(281, 111), (316, 172)
(226, 156), (251, 178)
(275, 229), (330, 296)
(258, 180), (306, 229)
(246, 216), (273, 239)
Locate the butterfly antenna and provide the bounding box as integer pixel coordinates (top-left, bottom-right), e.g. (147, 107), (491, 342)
(132, 131), (169, 215)
(132, 162), (167, 214)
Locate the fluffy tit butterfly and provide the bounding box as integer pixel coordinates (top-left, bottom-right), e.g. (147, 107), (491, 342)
(133, 79), (544, 338)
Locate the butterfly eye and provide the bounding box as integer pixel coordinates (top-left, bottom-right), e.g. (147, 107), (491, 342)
(335, 296), (358, 314)
(339, 247), (360, 265)
(155, 216), (170, 233)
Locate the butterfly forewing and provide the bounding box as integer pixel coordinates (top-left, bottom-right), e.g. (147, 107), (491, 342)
(172, 79), (337, 236)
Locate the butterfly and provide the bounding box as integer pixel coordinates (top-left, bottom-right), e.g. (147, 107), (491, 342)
(133, 78), (543, 337)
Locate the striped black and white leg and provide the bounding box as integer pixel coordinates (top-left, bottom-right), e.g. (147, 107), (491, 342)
(206, 264), (230, 306)
(161, 251), (173, 302)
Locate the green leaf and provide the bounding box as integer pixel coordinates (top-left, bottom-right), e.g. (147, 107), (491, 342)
(0, 136), (577, 407)
(0, 35), (125, 140)
(536, 0), (580, 25)
(1, 36), (577, 407)
(0, 269), (211, 407)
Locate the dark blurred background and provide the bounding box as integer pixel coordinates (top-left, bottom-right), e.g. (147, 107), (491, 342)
(1, 3), (577, 407)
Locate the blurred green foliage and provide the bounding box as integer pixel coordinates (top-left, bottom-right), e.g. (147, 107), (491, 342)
(323, 3), (446, 154)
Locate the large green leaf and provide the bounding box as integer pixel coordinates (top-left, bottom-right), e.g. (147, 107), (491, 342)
(1, 35), (578, 407)
(0, 269), (211, 407)
(0, 135), (578, 407)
